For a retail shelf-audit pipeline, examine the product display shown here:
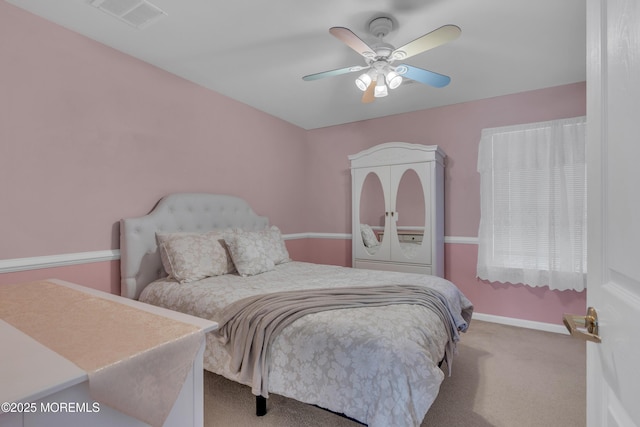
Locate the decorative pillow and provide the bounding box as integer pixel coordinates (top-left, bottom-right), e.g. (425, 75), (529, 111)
(261, 226), (291, 265)
(360, 224), (380, 248)
(156, 231), (231, 283)
(224, 230), (276, 277)
(156, 232), (190, 278)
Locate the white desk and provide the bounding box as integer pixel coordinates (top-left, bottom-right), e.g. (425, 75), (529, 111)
(0, 279), (217, 427)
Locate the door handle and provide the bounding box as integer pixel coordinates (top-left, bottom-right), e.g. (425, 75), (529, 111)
(562, 307), (601, 343)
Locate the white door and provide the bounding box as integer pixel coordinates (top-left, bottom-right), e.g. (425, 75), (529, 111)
(585, 0), (640, 426)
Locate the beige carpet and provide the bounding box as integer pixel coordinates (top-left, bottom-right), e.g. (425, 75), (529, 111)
(203, 320), (586, 426)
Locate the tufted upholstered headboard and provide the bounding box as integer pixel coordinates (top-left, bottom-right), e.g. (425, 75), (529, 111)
(120, 193), (269, 299)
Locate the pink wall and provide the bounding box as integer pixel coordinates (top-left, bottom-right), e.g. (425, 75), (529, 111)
(0, 262), (120, 295)
(304, 82), (587, 236)
(304, 82), (588, 325)
(1, 3), (587, 325)
(0, 2), (308, 261)
(290, 239), (352, 267)
(445, 243), (586, 325)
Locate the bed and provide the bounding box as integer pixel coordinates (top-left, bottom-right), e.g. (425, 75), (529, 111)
(120, 193), (473, 427)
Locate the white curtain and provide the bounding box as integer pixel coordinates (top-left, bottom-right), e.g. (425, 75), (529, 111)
(476, 116), (587, 291)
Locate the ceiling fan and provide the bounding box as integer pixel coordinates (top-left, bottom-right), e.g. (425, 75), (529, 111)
(303, 17), (461, 103)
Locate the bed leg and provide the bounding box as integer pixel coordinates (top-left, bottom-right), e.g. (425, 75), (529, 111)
(256, 396), (267, 416)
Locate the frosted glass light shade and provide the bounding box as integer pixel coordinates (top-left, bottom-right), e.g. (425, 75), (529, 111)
(355, 73), (372, 91)
(386, 71), (403, 89)
(374, 78), (388, 97)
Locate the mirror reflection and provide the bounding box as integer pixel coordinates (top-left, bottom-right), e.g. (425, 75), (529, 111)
(359, 172), (385, 255)
(396, 168), (426, 259)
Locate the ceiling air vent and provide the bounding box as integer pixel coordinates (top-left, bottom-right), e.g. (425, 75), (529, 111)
(88, 0), (167, 29)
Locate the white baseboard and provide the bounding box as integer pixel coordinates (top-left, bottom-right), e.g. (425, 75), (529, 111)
(472, 312), (569, 335)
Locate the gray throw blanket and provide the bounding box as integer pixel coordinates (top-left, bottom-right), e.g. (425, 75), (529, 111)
(213, 284), (461, 397)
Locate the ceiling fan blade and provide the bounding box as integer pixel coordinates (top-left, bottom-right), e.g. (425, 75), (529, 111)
(362, 80), (375, 103)
(396, 64), (451, 88)
(329, 27), (376, 59)
(302, 65), (367, 81)
(392, 25), (461, 60)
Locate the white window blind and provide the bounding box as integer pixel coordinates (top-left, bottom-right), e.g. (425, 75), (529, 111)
(476, 116), (587, 291)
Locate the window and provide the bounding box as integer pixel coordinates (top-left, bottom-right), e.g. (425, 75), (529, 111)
(476, 116), (587, 291)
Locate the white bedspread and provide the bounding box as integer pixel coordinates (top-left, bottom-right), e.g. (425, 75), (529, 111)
(139, 262), (473, 427)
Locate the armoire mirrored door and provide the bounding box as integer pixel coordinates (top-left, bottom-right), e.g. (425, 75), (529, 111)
(354, 167), (390, 261)
(390, 165), (431, 264)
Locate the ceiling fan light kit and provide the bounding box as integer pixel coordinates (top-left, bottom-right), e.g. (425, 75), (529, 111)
(303, 15), (461, 103)
(386, 70), (403, 89)
(355, 73), (372, 91)
(374, 77), (389, 98)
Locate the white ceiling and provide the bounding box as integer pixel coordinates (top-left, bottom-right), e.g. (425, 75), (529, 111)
(7, 0), (586, 130)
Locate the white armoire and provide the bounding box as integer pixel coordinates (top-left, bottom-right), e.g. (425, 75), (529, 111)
(349, 142), (445, 276)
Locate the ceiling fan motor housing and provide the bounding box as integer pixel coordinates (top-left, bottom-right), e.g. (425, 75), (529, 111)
(368, 17), (400, 60)
(369, 16), (393, 38)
